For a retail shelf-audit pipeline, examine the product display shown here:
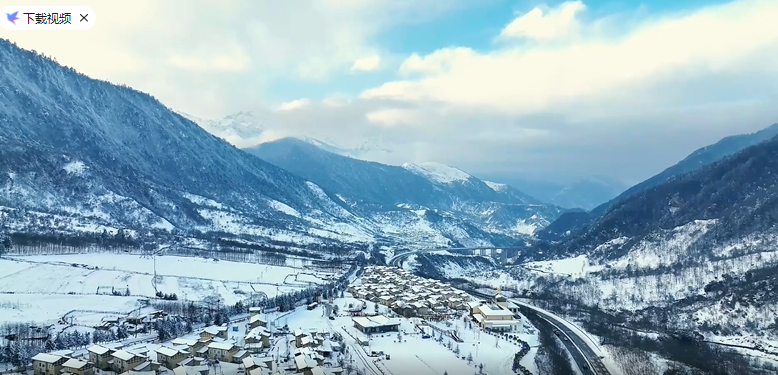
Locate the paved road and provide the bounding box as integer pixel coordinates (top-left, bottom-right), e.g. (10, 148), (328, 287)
(387, 246), (524, 266)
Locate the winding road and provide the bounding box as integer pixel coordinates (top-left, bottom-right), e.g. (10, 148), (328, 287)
(390, 248), (613, 375)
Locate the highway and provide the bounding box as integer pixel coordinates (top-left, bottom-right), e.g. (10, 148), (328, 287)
(389, 249), (612, 375)
(387, 246), (525, 266)
(387, 249), (426, 266)
(516, 302), (611, 375)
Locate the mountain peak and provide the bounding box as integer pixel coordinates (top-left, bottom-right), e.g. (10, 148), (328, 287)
(402, 162), (472, 184)
(483, 180), (508, 192)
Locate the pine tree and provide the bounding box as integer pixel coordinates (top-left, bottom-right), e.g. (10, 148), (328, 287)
(116, 325), (128, 339)
(467, 352), (473, 363)
(0, 341), (11, 363)
(9, 342), (22, 367)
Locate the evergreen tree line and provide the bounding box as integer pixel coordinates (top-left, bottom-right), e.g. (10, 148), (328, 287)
(3, 231), (139, 254)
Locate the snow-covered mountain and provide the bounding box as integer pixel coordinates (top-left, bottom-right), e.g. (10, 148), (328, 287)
(412, 132), (778, 373)
(181, 111), (394, 159)
(245, 138), (565, 240)
(517, 133), (778, 366)
(188, 111), (618, 211)
(476, 174), (627, 210)
(0, 40), (560, 250)
(0, 40), (393, 251)
(177, 111), (272, 148)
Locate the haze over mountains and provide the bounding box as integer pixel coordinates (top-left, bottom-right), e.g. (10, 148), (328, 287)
(245, 137), (564, 237)
(184, 111), (628, 211)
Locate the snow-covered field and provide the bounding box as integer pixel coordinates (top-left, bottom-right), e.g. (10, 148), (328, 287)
(0, 253), (340, 324)
(0, 293), (143, 324)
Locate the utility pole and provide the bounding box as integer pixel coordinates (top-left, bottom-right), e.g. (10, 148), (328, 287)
(152, 253), (158, 294)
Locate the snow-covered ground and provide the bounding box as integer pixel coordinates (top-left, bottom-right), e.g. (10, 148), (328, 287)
(0, 253), (341, 324)
(0, 293), (143, 324)
(522, 255), (598, 278)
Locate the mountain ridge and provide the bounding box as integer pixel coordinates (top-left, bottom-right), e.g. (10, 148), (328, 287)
(531, 131), (778, 262)
(245, 137), (564, 238)
(536, 122), (778, 241)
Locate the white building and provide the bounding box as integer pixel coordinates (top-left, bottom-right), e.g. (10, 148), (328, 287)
(470, 302), (521, 332)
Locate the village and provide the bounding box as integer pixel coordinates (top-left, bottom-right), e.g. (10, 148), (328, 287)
(11, 266), (539, 375)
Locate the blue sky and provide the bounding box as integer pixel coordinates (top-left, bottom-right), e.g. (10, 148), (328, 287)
(5, 0), (778, 183)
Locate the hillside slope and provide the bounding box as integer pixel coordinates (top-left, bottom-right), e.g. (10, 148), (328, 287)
(0, 39), (387, 249)
(538, 123), (778, 241)
(534, 133), (778, 261)
(511, 133), (778, 365)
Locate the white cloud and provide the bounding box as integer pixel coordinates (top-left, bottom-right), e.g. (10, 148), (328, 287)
(277, 99), (312, 111)
(322, 94), (353, 107)
(363, 0), (778, 118)
(1, 0), (461, 118)
(497, 1), (586, 41)
(351, 55), (381, 71)
(311, 0), (778, 181)
(365, 108), (420, 127)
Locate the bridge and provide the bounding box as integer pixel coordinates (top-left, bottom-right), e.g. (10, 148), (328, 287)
(387, 246), (526, 267)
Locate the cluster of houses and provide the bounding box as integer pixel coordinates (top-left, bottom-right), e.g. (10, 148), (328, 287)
(348, 266), (522, 333)
(276, 331), (344, 375)
(58, 309), (167, 334)
(29, 307), (348, 375)
(348, 266), (472, 318)
(31, 322), (250, 375)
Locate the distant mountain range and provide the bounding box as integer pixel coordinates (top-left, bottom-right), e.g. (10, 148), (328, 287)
(537, 122), (778, 241)
(0, 39), (564, 250)
(179, 110), (395, 159)
(184, 112), (627, 211)
(532, 128), (778, 261)
(475, 175), (628, 210)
